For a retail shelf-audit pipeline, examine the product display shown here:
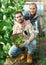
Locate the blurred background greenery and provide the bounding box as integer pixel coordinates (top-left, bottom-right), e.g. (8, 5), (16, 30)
(0, 0), (25, 64)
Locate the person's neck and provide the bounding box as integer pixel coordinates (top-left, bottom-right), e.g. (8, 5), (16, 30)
(30, 13), (36, 18)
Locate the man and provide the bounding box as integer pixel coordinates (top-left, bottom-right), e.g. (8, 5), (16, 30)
(8, 11), (37, 63)
(24, 3), (41, 36)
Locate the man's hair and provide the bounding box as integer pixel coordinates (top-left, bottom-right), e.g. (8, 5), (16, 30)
(29, 3), (37, 9)
(15, 11), (23, 15)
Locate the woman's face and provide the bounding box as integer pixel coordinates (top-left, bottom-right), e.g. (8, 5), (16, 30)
(29, 4), (37, 15)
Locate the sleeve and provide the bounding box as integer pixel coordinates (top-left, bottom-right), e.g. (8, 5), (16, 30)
(34, 21), (39, 36)
(38, 16), (44, 35)
(34, 16), (41, 36)
(27, 23), (35, 37)
(28, 22), (39, 38)
(12, 25), (17, 35)
(38, 19), (41, 33)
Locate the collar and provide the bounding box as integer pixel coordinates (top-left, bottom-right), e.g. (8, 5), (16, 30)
(29, 11), (38, 19)
(14, 20), (25, 25)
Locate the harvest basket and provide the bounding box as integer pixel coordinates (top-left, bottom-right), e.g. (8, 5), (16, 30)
(12, 33), (26, 47)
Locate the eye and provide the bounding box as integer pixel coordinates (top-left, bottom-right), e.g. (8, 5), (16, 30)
(16, 17), (18, 18)
(19, 16), (21, 17)
(16, 16), (21, 18)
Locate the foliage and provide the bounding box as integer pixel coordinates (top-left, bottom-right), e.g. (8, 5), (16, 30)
(3, 43), (11, 56)
(39, 58), (46, 65)
(14, 37), (24, 44)
(0, 0), (25, 64)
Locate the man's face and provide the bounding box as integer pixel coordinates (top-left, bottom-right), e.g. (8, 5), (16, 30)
(29, 4), (37, 15)
(15, 13), (24, 23)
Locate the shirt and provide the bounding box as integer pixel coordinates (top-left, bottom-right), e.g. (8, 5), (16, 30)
(23, 11), (41, 35)
(12, 20), (36, 38)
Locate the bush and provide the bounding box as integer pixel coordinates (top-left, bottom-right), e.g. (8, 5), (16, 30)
(39, 58), (46, 65)
(0, 0), (25, 64)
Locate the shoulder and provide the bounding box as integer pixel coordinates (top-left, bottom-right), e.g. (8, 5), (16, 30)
(25, 20), (30, 24)
(25, 20), (32, 26)
(23, 11), (30, 20)
(13, 21), (18, 29)
(23, 11), (29, 16)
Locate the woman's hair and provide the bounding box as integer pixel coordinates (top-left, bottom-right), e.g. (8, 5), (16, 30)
(29, 3), (37, 9)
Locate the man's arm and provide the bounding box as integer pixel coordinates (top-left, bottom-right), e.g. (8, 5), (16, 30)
(27, 21), (35, 42)
(19, 20), (35, 47)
